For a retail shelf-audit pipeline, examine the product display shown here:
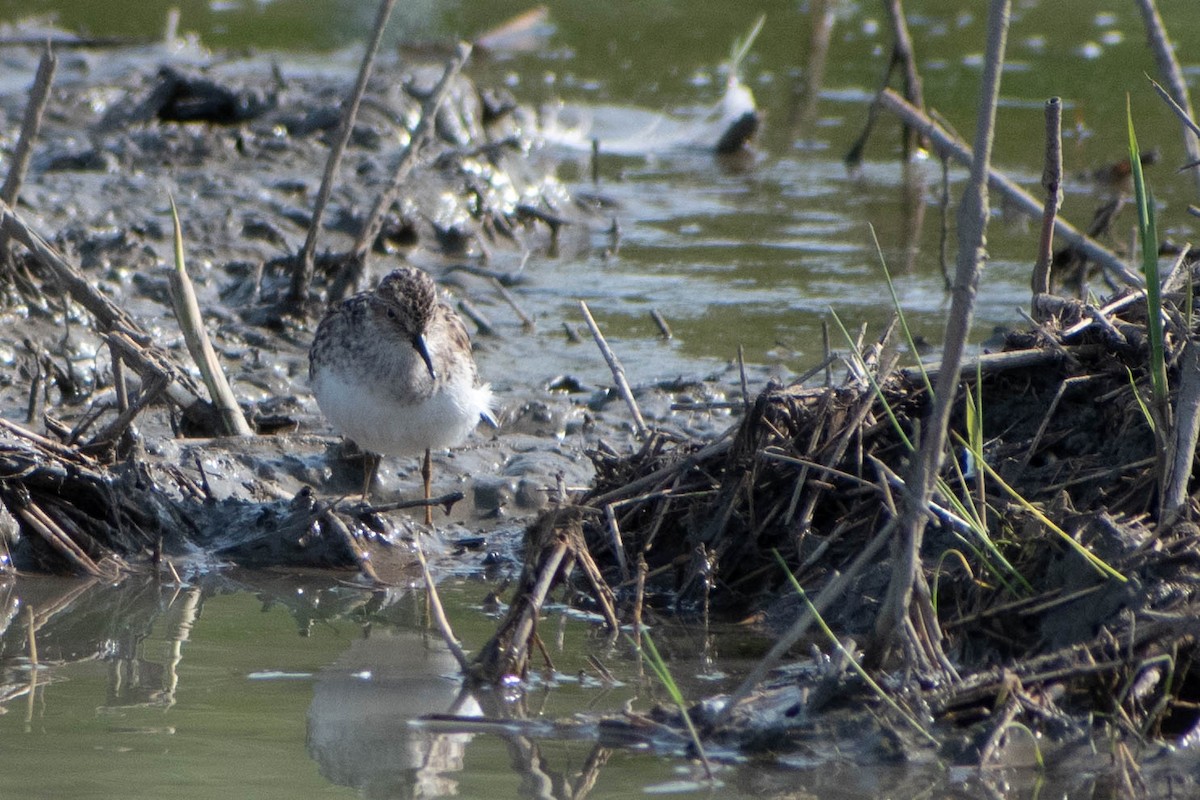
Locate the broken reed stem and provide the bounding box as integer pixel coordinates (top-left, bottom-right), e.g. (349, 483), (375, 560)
(1031, 97), (1062, 306)
(353, 42), (473, 261)
(508, 540), (570, 676)
(1134, 0), (1200, 200)
(290, 0), (398, 305)
(874, 0), (1011, 671)
(413, 534), (471, 672)
(0, 199), (213, 417)
(17, 504), (104, 577)
(167, 198), (253, 436)
(875, 88), (1139, 288)
(650, 308), (672, 339)
(1, 45), (56, 206)
(578, 300), (648, 437)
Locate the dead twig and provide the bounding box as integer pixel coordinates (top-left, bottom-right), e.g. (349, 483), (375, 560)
(1135, 0), (1200, 200)
(876, 88), (1138, 288)
(578, 300), (648, 437)
(1, 45), (56, 206)
(873, 0), (1012, 673)
(351, 43), (473, 267)
(1031, 97), (1062, 305)
(289, 0), (398, 306)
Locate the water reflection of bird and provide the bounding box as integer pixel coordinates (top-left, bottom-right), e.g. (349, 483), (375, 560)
(307, 628), (480, 796)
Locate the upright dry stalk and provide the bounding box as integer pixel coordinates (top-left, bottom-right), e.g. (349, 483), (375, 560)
(1, 46), (56, 206)
(289, 0), (397, 306)
(352, 43), (472, 264)
(883, 0), (925, 158)
(870, 0), (1011, 671)
(1134, 0), (1200, 200)
(1031, 97), (1063, 306)
(167, 199), (253, 437)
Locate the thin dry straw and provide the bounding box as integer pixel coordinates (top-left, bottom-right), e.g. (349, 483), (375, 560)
(578, 300), (648, 437)
(290, 0), (397, 305)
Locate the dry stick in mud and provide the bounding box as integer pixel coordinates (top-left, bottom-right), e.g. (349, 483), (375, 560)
(0, 199), (219, 427)
(578, 300), (648, 438)
(1, 45), (56, 206)
(1135, 0), (1200, 201)
(289, 0), (397, 307)
(1031, 97), (1062, 312)
(870, 0), (1012, 674)
(845, 0), (925, 167)
(343, 42), (473, 296)
(875, 89), (1139, 289)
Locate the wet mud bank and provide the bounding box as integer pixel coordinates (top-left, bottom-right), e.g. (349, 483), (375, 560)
(0, 29), (630, 580)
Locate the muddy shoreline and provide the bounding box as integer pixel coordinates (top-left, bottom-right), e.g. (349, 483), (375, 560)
(4, 19), (1200, 797)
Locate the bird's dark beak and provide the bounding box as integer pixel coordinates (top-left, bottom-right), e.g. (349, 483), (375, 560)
(414, 334), (437, 381)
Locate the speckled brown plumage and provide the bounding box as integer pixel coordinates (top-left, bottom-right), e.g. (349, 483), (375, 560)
(308, 267), (494, 509)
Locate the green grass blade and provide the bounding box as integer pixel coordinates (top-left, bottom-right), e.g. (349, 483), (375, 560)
(951, 431), (1126, 582)
(771, 550), (937, 746)
(1127, 95), (1167, 406)
(631, 633), (713, 778)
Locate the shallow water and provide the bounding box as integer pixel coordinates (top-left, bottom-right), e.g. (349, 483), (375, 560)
(2, 1), (1200, 797)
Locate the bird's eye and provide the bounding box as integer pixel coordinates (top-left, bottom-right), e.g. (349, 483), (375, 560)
(386, 308), (397, 319)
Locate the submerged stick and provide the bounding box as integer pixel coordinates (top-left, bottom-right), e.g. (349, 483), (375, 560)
(1, 45), (56, 206)
(413, 534), (471, 672)
(289, 0), (398, 306)
(876, 88), (1139, 287)
(578, 300), (648, 437)
(167, 198), (253, 437)
(1031, 97), (1062, 305)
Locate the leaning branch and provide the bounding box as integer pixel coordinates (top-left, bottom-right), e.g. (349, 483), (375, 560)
(876, 88), (1139, 288)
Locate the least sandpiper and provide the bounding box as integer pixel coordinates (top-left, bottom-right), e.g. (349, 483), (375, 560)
(308, 267), (494, 523)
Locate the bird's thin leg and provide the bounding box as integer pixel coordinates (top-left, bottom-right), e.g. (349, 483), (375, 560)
(422, 448), (433, 526)
(362, 452), (380, 500)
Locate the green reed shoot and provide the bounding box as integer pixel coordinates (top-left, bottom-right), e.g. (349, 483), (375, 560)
(771, 550), (937, 746)
(830, 303), (1025, 595)
(631, 632), (713, 779)
(1127, 95), (1167, 408)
